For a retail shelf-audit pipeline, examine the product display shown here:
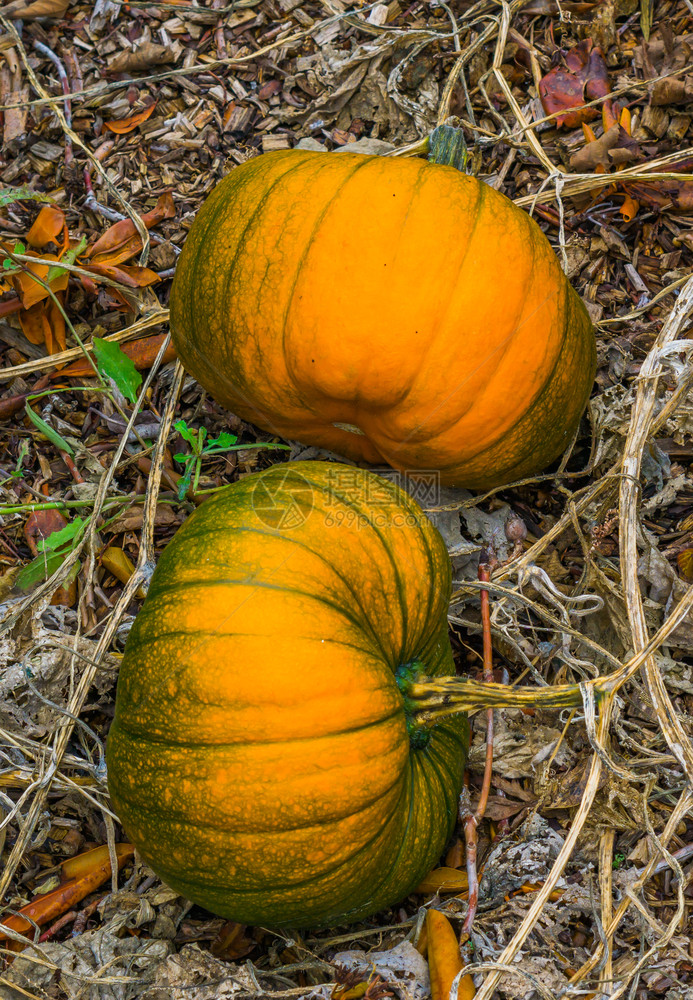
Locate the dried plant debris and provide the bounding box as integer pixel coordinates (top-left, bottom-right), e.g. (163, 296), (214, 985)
(2, 0), (693, 998)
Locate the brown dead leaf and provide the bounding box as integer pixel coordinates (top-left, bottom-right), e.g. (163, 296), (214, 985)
(634, 30), (693, 79)
(0, 64), (28, 143)
(541, 758), (607, 810)
(45, 295), (66, 354)
(0, 393), (27, 420)
(570, 123), (639, 171)
(108, 43), (175, 74)
(103, 102), (157, 134)
(539, 38), (611, 128)
(106, 503), (180, 534)
(210, 922), (255, 961)
(623, 178), (693, 213)
(24, 508), (68, 556)
(470, 794), (530, 821)
(650, 75), (693, 105)
(2, 0), (68, 17)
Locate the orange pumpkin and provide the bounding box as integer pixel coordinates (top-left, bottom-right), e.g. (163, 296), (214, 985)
(107, 462), (469, 929)
(169, 149), (595, 489)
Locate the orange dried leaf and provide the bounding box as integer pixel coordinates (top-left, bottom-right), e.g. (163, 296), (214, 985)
(12, 253), (68, 310)
(415, 867), (469, 895)
(581, 123), (597, 143)
(678, 549), (693, 582)
(619, 192), (639, 221)
(26, 205), (67, 249)
(426, 910), (476, 1000)
(18, 300), (50, 345)
(0, 844), (134, 947)
(50, 577), (77, 607)
(90, 234), (149, 268)
(87, 193), (175, 260)
(444, 838), (465, 869)
(84, 262), (160, 288)
(104, 102), (157, 134)
(61, 844), (133, 881)
(18, 293), (66, 354)
(45, 293), (67, 354)
(601, 100), (618, 132)
(101, 546), (145, 598)
(619, 106), (632, 135)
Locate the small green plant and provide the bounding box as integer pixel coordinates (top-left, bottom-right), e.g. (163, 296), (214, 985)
(0, 185), (52, 208)
(1, 240), (25, 276)
(47, 235), (87, 283)
(4, 440), (30, 481)
(16, 517), (86, 591)
(612, 853), (626, 870)
(173, 420), (288, 500)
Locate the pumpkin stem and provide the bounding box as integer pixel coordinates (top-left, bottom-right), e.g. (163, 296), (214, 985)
(395, 660), (432, 749)
(427, 124), (468, 173)
(401, 674), (609, 728)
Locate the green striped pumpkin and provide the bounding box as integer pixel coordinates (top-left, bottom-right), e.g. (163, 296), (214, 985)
(107, 463), (469, 928)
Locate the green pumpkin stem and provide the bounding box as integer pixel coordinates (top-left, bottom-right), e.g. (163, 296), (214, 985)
(402, 674), (609, 728)
(427, 124), (468, 172)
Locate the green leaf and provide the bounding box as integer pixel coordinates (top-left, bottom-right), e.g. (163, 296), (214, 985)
(174, 419), (199, 450)
(93, 337), (142, 404)
(176, 463), (193, 501)
(25, 404), (75, 456)
(47, 235), (87, 283)
(0, 185), (51, 208)
(207, 431), (238, 450)
(13, 240), (25, 255)
(16, 552), (81, 591)
(36, 517), (86, 554)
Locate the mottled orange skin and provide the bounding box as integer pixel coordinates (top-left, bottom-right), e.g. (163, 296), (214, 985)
(170, 150), (595, 489)
(107, 463), (469, 929)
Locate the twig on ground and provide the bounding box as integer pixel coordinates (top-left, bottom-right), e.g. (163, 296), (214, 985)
(460, 547), (497, 939)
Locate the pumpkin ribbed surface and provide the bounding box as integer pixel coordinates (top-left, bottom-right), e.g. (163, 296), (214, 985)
(169, 150), (595, 489)
(107, 463), (469, 928)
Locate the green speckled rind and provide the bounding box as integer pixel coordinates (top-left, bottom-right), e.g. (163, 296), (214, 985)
(107, 463), (469, 928)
